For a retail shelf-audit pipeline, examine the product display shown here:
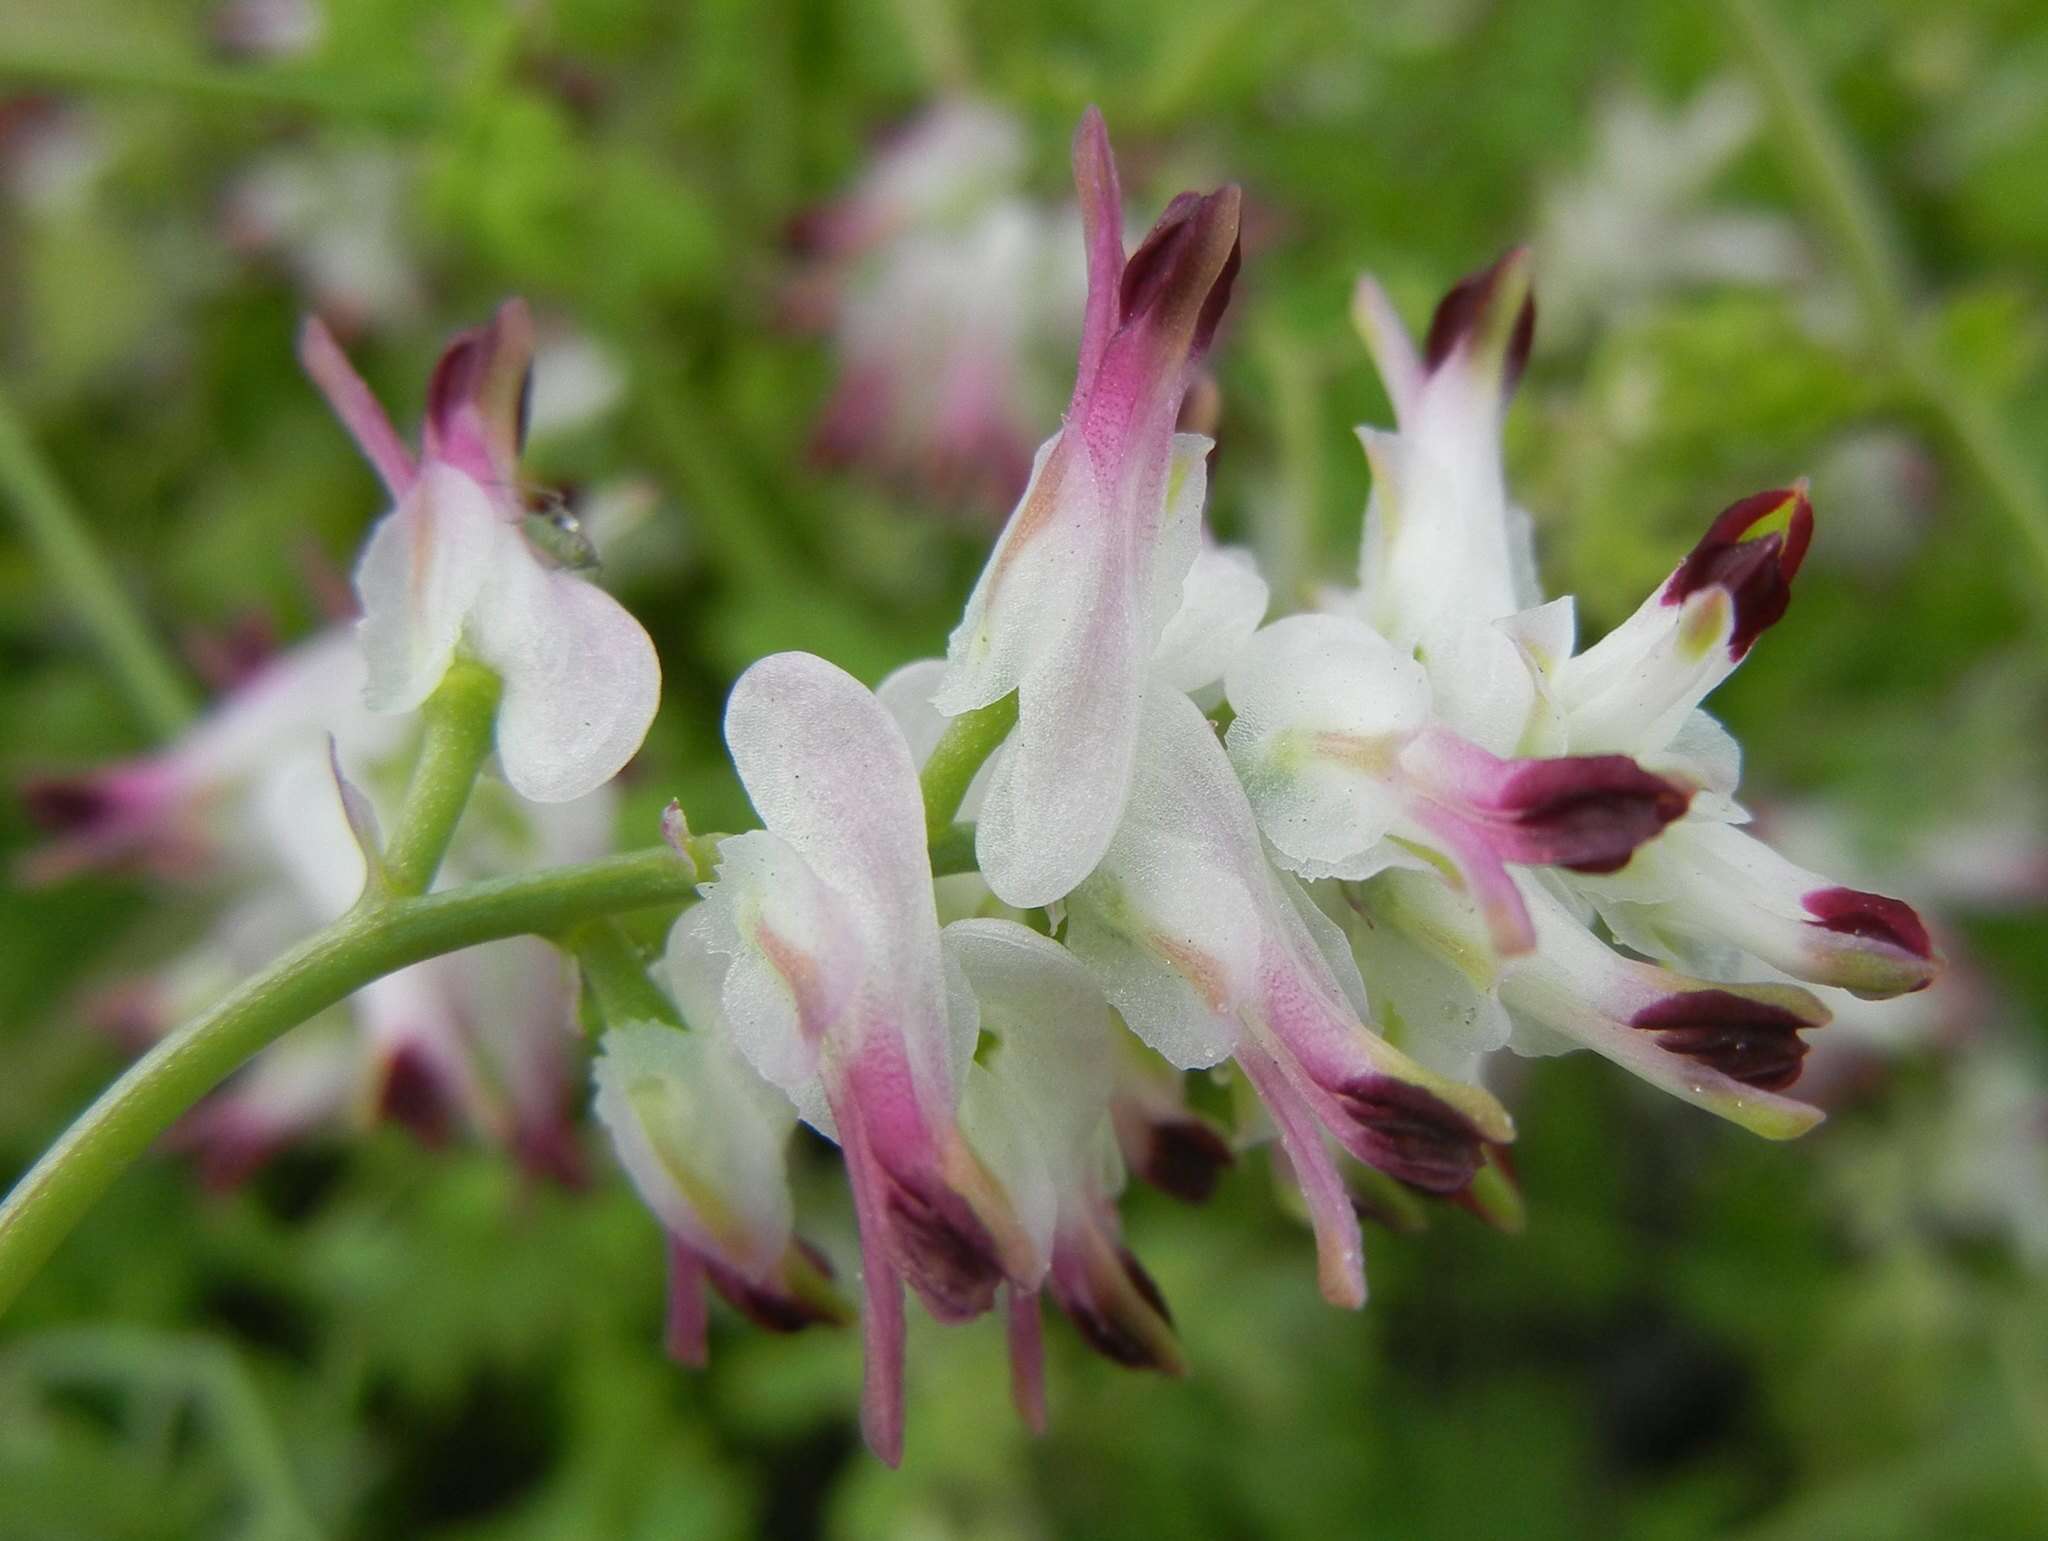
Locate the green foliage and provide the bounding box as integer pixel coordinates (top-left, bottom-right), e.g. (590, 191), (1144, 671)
(3, 0), (2047, 1535)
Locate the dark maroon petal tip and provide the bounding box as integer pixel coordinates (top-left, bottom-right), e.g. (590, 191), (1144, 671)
(1115, 184), (1243, 361)
(884, 1170), (1005, 1323)
(378, 1045), (457, 1147)
(510, 1116), (589, 1190)
(20, 774), (120, 833)
(1803, 887), (1934, 961)
(423, 299), (535, 475)
(1136, 1116), (1236, 1204)
(701, 1254), (843, 1334)
(1631, 989), (1817, 1092)
(1488, 755), (1693, 873)
(1332, 1075), (1485, 1195)
(1662, 486), (1815, 659)
(1055, 1243), (1181, 1373)
(1422, 245), (1537, 391)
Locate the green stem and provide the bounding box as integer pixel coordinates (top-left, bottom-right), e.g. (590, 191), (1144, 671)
(1722, 0), (1911, 348)
(379, 662), (502, 897)
(0, 390), (197, 738)
(567, 918), (682, 1029)
(920, 692), (1017, 839)
(928, 820), (979, 877)
(0, 48), (439, 124)
(0, 845), (699, 1321)
(1723, 0), (2048, 588)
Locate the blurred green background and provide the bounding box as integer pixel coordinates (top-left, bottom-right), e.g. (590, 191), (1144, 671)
(3, 0), (2047, 1535)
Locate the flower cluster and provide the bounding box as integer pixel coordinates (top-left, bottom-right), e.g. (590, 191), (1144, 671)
(23, 107), (1944, 1470)
(591, 112), (1938, 1464)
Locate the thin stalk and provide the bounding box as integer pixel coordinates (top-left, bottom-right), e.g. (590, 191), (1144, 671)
(920, 692), (1017, 839)
(379, 662), (502, 897)
(1723, 0), (2048, 587)
(928, 820), (978, 877)
(0, 845), (700, 1320)
(0, 48), (439, 124)
(0, 391), (197, 737)
(567, 918), (682, 1029)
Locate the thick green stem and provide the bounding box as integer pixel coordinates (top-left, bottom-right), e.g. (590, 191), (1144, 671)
(0, 390), (197, 738)
(567, 918), (682, 1029)
(1723, 0), (2048, 588)
(380, 662), (502, 897)
(920, 692), (1017, 839)
(0, 846), (699, 1321)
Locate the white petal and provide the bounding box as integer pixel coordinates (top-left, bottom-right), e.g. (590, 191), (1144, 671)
(666, 829), (859, 1103)
(1554, 586), (1735, 758)
(472, 528), (660, 803)
(1064, 690), (1272, 1069)
(874, 657), (950, 765)
(876, 656), (996, 820)
(1224, 613), (1429, 877)
(353, 463), (497, 715)
(1153, 541), (1270, 695)
(1650, 709), (1743, 807)
(591, 1020), (796, 1274)
(942, 433), (1210, 907)
(1415, 617), (1538, 755)
(956, 1061), (1056, 1278)
(723, 652), (954, 1102)
(943, 918), (1114, 1177)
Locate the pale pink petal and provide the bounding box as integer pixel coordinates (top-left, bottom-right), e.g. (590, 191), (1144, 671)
(723, 651), (954, 1105)
(1237, 1042), (1366, 1309)
(299, 314), (416, 498)
(352, 464), (498, 715)
(471, 530), (660, 803)
(590, 1021), (797, 1275)
(1006, 1286), (1049, 1434)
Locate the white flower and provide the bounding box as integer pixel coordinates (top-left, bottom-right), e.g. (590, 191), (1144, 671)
(935, 110), (1241, 906)
(300, 299), (660, 802)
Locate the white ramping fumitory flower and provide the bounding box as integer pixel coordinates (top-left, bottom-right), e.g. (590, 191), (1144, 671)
(21, 630), (402, 881)
(591, 1022), (848, 1367)
(665, 651), (1052, 1466)
(935, 107), (1242, 908)
(1064, 686), (1515, 1309)
(1224, 611), (1692, 955)
(25, 623), (606, 1182)
(299, 299), (659, 803)
(224, 148), (422, 334)
(1310, 252), (1941, 1129)
(942, 918), (1184, 1429)
(811, 199), (1082, 514)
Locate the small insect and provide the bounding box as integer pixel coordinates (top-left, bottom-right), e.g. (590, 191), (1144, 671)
(517, 485), (602, 571)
